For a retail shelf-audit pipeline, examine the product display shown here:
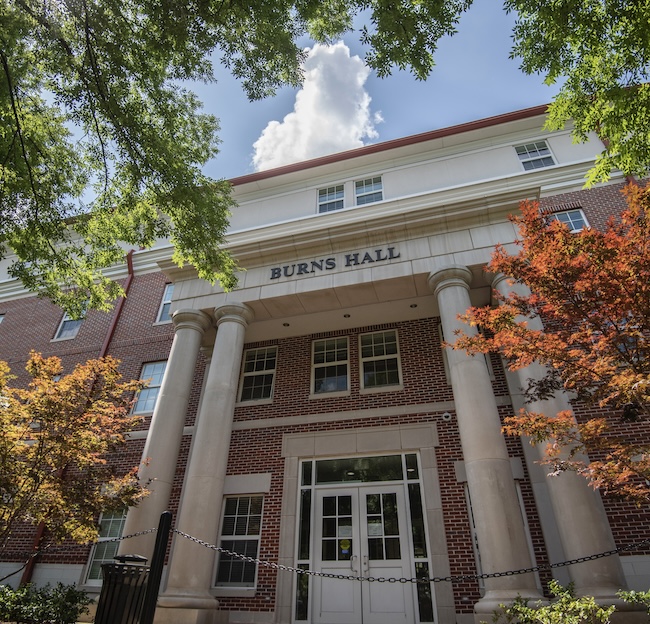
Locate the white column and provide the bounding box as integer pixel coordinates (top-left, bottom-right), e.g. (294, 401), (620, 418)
(428, 266), (543, 617)
(119, 309), (212, 560)
(158, 303), (253, 623)
(491, 273), (627, 599)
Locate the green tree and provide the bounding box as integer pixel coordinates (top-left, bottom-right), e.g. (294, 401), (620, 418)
(2, 1), (647, 315)
(0, 352), (145, 548)
(0, 0), (469, 315)
(507, 0), (650, 187)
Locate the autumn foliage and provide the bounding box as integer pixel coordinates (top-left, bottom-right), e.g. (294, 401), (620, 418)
(454, 184), (650, 502)
(0, 353), (146, 548)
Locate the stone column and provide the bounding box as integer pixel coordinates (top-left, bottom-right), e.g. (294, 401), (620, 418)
(491, 273), (627, 599)
(158, 303), (253, 624)
(428, 266), (543, 618)
(119, 309), (212, 560)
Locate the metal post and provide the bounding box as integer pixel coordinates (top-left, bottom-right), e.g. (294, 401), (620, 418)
(140, 511), (172, 624)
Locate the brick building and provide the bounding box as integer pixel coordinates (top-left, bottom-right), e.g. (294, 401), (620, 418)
(1, 105), (649, 624)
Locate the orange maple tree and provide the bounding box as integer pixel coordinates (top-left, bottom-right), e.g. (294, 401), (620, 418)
(454, 184), (650, 502)
(0, 353), (146, 548)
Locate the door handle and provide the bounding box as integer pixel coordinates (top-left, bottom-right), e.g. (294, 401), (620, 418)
(350, 554), (358, 573)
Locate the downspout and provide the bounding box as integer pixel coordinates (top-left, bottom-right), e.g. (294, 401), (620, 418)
(20, 250), (136, 585)
(99, 249), (135, 357)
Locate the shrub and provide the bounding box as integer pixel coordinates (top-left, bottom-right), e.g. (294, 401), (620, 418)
(0, 583), (91, 624)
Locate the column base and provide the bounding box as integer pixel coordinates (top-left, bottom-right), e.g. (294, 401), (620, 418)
(155, 590), (218, 624)
(473, 589), (546, 623)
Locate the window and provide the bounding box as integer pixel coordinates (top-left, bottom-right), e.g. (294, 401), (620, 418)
(359, 330), (402, 390)
(318, 185), (344, 213)
(355, 176), (383, 205)
(312, 337), (349, 395)
(85, 509), (126, 584)
(0, 313), (4, 324)
(133, 361), (167, 413)
(515, 141), (555, 170)
(156, 283), (174, 323)
(53, 312), (83, 340)
(548, 209), (588, 232)
(239, 347), (277, 402)
(215, 495), (263, 588)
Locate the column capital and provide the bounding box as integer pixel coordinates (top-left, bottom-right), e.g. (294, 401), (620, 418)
(427, 265), (472, 298)
(214, 302), (254, 328)
(171, 308), (213, 334)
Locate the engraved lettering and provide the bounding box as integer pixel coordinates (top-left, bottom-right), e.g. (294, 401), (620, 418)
(297, 263), (309, 275)
(345, 253), (360, 266)
(270, 267), (282, 279)
(374, 249), (388, 261)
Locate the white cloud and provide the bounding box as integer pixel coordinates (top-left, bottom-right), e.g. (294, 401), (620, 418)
(252, 42), (382, 171)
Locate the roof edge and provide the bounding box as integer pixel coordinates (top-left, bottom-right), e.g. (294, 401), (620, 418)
(228, 104), (550, 186)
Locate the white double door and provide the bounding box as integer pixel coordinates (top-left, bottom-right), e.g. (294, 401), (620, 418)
(313, 485), (415, 624)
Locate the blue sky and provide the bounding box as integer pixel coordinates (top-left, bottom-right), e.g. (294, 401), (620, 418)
(198, 0), (563, 180)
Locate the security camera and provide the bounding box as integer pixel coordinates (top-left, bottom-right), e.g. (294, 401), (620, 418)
(441, 412), (452, 422)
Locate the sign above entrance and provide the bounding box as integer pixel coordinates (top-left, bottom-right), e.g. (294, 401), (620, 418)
(269, 246), (401, 281)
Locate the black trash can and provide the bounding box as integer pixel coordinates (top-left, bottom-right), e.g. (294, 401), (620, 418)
(94, 555), (149, 624)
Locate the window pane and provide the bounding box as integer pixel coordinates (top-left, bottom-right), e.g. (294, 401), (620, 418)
(133, 361), (167, 413)
(318, 185), (344, 213)
(157, 283), (174, 322)
(240, 347), (277, 401)
(360, 331), (401, 389)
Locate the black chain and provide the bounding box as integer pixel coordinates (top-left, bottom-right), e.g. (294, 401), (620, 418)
(171, 528), (650, 585)
(4, 527), (649, 585)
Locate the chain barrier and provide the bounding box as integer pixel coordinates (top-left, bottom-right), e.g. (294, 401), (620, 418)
(171, 528), (650, 585)
(5, 526), (650, 586)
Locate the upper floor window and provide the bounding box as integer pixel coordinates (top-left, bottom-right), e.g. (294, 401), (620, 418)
(515, 141), (555, 171)
(133, 360), (167, 413)
(318, 185), (344, 213)
(548, 209), (588, 232)
(355, 176), (383, 205)
(0, 313), (4, 324)
(53, 311), (83, 340)
(156, 283), (174, 323)
(215, 495), (263, 588)
(360, 330), (402, 390)
(312, 337), (349, 395)
(85, 509), (126, 584)
(239, 347), (277, 402)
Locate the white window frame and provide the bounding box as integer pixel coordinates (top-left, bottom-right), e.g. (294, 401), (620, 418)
(318, 185), (344, 213)
(132, 360), (167, 414)
(359, 329), (403, 393)
(354, 176), (383, 205)
(238, 346), (277, 403)
(84, 509), (127, 585)
(156, 283), (174, 323)
(214, 495), (264, 591)
(311, 337), (350, 397)
(548, 208), (589, 232)
(515, 140), (555, 171)
(53, 311), (83, 341)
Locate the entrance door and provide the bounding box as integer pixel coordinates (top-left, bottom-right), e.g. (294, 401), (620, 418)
(313, 485), (414, 624)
